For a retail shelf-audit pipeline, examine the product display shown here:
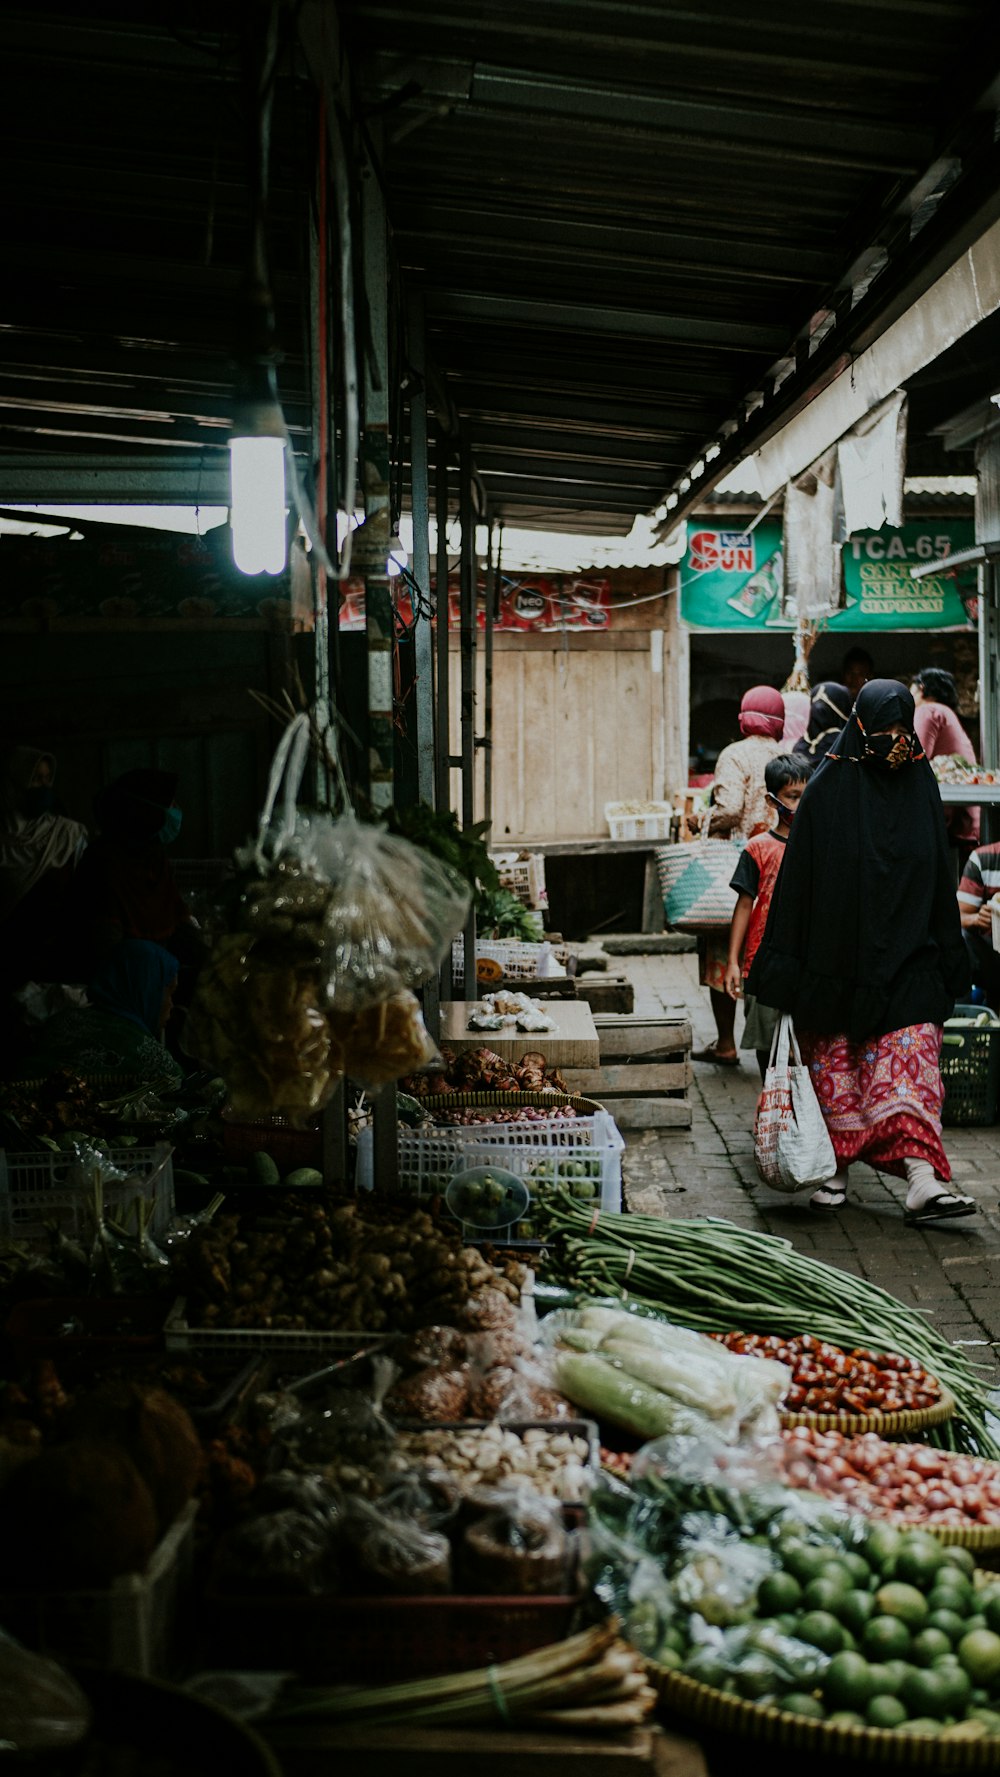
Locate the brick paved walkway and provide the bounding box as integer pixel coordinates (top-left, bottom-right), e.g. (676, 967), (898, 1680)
(611, 950), (1000, 1386)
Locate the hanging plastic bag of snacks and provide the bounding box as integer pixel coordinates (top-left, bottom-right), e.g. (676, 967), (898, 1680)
(186, 711), (468, 1120)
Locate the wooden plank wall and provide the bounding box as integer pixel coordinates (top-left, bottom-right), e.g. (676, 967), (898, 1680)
(450, 635), (668, 841)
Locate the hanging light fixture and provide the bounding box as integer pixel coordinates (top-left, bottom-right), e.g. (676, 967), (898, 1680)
(229, 356), (288, 576)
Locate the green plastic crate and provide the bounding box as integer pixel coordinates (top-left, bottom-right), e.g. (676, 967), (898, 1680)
(941, 1002), (1000, 1127)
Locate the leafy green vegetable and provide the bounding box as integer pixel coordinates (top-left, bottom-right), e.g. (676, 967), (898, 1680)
(475, 885), (539, 940)
(386, 804), (499, 894)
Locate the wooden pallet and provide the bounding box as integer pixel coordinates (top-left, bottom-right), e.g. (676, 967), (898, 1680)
(563, 1016), (692, 1130)
(273, 1723), (708, 1777)
(573, 974), (635, 1015)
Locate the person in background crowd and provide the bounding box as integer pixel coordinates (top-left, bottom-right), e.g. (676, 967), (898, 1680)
(750, 680), (974, 1225)
(0, 745), (87, 992)
(841, 646), (875, 698)
(692, 685), (785, 1068)
(11, 939), (182, 1084)
(67, 768), (194, 976)
(911, 667), (980, 864)
(780, 689), (810, 749)
(793, 682), (853, 771)
(724, 753), (809, 1080)
(957, 839), (1000, 1011)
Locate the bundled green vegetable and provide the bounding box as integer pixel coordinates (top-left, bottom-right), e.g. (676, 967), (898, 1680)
(535, 1193), (1000, 1458)
(549, 1304), (787, 1441)
(553, 1351), (705, 1441)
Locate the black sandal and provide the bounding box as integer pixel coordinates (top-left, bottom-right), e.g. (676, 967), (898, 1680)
(810, 1187), (847, 1213)
(904, 1192), (976, 1225)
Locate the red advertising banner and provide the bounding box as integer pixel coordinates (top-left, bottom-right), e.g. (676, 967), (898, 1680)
(338, 575), (611, 633)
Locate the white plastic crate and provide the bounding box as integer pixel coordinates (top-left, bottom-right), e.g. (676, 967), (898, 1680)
(0, 1498), (197, 1677)
(355, 1109), (623, 1238)
(0, 1143), (175, 1243)
(604, 800), (674, 841)
(450, 937), (559, 988)
(490, 850), (548, 910)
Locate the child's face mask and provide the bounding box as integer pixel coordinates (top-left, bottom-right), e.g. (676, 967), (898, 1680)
(767, 791), (798, 825)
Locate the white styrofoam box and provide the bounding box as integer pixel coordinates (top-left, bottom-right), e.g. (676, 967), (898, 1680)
(0, 1142), (175, 1242)
(450, 937), (560, 988)
(355, 1108), (623, 1238)
(990, 900), (1000, 954)
(604, 801), (674, 841)
(0, 1499), (197, 1677)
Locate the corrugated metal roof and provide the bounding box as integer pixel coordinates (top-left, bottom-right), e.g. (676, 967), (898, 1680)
(341, 0), (1000, 527)
(0, 2), (997, 533)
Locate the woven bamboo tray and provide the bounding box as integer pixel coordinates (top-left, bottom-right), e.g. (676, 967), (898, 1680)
(651, 1663), (1000, 1768)
(918, 1519), (1000, 1553)
(419, 1090), (606, 1117)
(780, 1386), (956, 1437)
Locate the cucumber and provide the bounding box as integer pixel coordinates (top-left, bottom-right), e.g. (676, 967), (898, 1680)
(250, 1151), (281, 1187)
(173, 1169), (212, 1189)
(282, 1166), (324, 1188)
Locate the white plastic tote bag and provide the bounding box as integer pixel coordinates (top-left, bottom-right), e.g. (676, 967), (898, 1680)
(754, 1014), (836, 1193)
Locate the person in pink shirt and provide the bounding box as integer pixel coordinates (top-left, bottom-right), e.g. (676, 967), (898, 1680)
(910, 668), (980, 864)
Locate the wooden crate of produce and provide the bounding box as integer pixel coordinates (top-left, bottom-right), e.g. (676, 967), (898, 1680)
(563, 1017), (692, 1130)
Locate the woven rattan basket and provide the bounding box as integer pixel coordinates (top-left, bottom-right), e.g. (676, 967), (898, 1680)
(780, 1386), (955, 1437)
(651, 1663), (1000, 1768)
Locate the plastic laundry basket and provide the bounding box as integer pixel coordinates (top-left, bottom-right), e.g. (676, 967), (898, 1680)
(940, 1003), (1000, 1127)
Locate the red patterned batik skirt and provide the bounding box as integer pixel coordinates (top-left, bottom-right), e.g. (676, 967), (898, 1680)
(798, 1024), (949, 1183)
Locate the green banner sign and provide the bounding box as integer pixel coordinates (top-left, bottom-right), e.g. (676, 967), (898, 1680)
(680, 519), (975, 632)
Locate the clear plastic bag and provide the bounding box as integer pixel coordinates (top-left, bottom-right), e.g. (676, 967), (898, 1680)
(188, 712), (467, 1118)
(310, 813), (470, 1012)
(186, 932), (339, 1126)
(0, 1632), (92, 1754)
(212, 1507), (339, 1597)
(460, 1482), (571, 1595)
(347, 1494), (453, 1595)
(328, 988), (441, 1089)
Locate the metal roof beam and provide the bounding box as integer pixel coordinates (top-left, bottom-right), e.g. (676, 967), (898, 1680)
(428, 292), (785, 352)
(436, 415), (708, 455)
(393, 204), (839, 284)
(435, 349), (742, 401)
(463, 451), (675, 489)
(0, 452), (234, 503)
(444, 387), (724, 436)
(474, 478), (648, 515)
(354, 2), (969, 76)
(365, 56), (931, 173)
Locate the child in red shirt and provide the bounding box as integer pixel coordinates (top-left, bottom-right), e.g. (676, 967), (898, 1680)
(724, 754), (809, 1079)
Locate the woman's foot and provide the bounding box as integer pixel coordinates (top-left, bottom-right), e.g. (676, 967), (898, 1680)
(691, 1043), (740, 1067)
(903, 1158), (975, 1223)
(810, 1167), (849, 1213)
(810, 1185), (847, 1213)
(904, 1192), (976, 1225)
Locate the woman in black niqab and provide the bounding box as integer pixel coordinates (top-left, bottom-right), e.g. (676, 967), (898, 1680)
(749, 680), (975, 1225)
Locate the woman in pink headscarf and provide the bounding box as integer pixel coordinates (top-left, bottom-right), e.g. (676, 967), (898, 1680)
(692, 686), (785, 1066)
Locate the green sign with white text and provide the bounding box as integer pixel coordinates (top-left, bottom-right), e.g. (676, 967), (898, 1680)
(680, 519), (974, 632)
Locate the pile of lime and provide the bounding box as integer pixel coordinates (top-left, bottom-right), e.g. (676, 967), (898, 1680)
(530, 1154), (603, 1201)
(674, 1523), (1000, 1740)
